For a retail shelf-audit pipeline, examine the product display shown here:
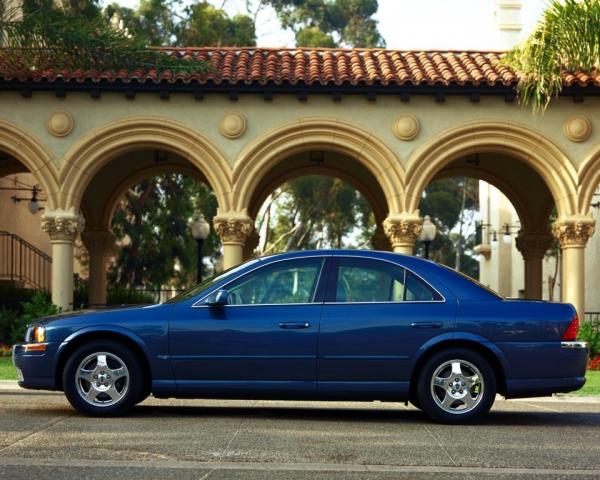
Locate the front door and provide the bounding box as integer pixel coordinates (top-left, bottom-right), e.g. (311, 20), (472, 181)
(169, 256), (326, 396)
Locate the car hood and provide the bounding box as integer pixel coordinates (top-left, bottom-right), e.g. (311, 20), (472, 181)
(36, 304), (155, 326)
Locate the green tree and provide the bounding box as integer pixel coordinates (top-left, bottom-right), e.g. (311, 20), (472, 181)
(104, 0), (256, 47)
(503, 0), (600, 111)
(180, 2), (256, 46)
(418, 178), (480, 278)
(268, 0), (385, 47)
(109, 174), (219, 290)
(258, 176), (375, 254)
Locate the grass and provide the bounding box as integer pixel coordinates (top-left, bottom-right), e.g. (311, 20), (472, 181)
(0, 355), (599, 394)
(0, 356), (17, 380)
(573, 370), (600, 396)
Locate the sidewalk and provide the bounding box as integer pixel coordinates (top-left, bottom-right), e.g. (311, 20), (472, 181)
(1, 379), (599, 403)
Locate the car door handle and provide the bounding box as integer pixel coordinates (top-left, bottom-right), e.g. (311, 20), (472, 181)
(278, 322), (311, 329)
(410, 321), (443, 329)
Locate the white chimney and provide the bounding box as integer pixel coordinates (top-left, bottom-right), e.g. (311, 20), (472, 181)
(495, 0), (523, 50)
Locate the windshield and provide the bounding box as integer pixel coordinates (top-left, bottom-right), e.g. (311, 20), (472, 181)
(165, 259), (260, 304)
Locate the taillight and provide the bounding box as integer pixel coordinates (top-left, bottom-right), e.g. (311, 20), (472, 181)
(561, 313), (579, 341)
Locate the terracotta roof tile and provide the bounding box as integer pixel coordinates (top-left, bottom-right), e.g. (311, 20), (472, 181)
(1, 47), (599, 89)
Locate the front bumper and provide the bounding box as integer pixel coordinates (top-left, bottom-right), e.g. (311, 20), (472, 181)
(12, 342), (59, 390)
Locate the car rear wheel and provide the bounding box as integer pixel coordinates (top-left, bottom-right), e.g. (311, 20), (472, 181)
(63, 340), (142, 416)
(417, 348), (496, 424)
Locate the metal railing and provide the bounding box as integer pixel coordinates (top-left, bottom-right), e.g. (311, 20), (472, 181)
(0, 231), (51, 293)
(585, 312), (600, 323)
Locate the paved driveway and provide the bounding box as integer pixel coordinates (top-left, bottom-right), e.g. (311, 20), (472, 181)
(0, 389), (599, 479)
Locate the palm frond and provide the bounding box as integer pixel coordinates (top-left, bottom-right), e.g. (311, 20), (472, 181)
(502, 0), (600, 111)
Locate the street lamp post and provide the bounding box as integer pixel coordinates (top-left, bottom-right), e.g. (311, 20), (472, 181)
(190, 214), (210, 283)
(419, 215), (437, 259)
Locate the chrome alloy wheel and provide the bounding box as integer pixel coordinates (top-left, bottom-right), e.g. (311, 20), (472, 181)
(430, 359), (484, 415)
(75, 352), (129, 407)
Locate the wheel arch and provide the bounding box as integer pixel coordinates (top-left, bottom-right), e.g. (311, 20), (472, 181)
(55, 327), (153, 394)
(409, 334), (508, 400)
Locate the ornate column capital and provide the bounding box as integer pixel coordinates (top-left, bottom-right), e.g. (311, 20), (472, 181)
(41, 209), (85, 243)
(515, 232), (553, 259)
(552, 216), (595, 248)
(81, 229), (115, 255)
(213, 210), (254, 246)
(382, 213), (423, 250)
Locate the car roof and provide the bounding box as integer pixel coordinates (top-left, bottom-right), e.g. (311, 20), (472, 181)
(255, 249), (499, 301)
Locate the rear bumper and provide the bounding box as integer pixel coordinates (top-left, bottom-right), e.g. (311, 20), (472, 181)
(505, 376), (586, 398)
(504, 341), (588, 398)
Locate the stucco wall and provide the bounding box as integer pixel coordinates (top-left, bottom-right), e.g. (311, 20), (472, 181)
(0, 92), (597, 174)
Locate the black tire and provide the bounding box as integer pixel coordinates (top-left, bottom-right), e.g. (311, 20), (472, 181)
(409, 395), (422, 410)
(136, 384), (152, 405)
(417, 348), (496, 424)
(63, 340), (143, 417)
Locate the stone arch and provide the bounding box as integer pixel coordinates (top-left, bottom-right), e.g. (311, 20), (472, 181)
(0, 118), (59, 209)
(232, 117), (405, 214)
(433, 166), (533, 231)
(578, 146), (600, 215)
(247, 164), (388, 225)
(404, 121), (578, 218)
(87, 163), (209, 230)
(60, 117), (233, 213)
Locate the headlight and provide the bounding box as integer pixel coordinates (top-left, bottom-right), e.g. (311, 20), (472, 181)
(33, 326), (46, 343)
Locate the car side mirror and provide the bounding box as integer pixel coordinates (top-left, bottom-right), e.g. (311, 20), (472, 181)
(205, 289), (228, 307)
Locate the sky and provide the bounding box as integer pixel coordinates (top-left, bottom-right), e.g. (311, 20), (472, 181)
(102, 0), (548, 51)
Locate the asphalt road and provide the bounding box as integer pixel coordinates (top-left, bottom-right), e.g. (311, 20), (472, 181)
(0, 390), (599, 480)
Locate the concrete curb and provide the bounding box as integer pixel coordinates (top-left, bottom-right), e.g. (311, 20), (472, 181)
(0, 379), (599, 403)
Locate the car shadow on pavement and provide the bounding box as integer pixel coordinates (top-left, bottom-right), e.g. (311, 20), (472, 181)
(129, 403), (600, 427)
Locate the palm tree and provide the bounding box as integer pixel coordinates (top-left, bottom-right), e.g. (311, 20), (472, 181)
(503, 0), (600, 111)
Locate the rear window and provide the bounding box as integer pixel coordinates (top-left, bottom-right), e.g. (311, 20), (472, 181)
(438, 264), (504, 300)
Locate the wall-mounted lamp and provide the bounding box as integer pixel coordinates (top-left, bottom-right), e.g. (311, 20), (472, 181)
(0, 184), (45, 214)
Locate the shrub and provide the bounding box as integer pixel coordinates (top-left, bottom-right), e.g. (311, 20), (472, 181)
(6, 292), (60, 345)
(579, 320), (600, 359)
(108, 288), (155, 306)
(0, 308), (19, 345)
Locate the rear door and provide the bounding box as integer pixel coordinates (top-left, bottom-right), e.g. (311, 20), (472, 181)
(317, 256), (456, 395)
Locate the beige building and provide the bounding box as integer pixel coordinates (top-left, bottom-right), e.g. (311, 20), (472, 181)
(478, 182), (600, 312)
(0, 46), (598, 316)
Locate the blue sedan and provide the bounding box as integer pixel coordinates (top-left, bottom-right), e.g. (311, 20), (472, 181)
(13, 250), (588, 423)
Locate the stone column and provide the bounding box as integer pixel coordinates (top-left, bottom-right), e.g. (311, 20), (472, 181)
(214, 211), (254, 269)
(41, 209), (85, 311)
(383, 213), (422, 255)
(81, 229), (115, 307)
(552, 217), (595, 317)
(515, 232), (553, 300)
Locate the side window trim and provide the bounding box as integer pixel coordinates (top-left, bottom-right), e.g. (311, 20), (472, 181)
(191, 256), (328, 308)
(324, 255), (445, 304)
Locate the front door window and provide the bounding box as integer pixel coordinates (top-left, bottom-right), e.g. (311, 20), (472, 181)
(226, 258), (324, 305)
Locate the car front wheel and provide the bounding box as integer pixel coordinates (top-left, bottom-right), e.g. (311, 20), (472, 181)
(417, 348), (496, 424)
(63, 340), (142, 416)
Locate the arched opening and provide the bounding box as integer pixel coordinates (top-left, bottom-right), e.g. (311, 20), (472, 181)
(233, 117), (404, 215)
(77, 148), (221, 307)
(253, 174), (377, 256)
(0, 151), (54, 308)
(416, 152), (557, 300)
(244, 149), (391, 257)
(53, 118), (232, 309)
(579, 151), (600, 317)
